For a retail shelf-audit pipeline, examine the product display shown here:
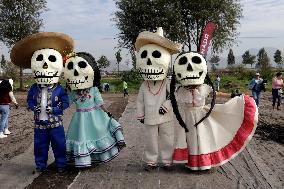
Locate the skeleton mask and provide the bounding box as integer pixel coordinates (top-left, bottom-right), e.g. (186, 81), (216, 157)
(64, 55), (94, 90)
(31, 49), (63, 84)
(174, 52), (207, 86)
(136, 44), (171, 80)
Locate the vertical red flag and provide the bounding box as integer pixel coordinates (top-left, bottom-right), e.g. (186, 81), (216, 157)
(198, 22), (216, 58)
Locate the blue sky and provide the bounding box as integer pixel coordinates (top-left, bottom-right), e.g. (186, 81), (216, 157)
(1, 0), (284, 64)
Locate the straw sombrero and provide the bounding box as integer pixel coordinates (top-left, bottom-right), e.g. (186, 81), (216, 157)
(135, 27), (182, 54)
(10, 32), (74, 68)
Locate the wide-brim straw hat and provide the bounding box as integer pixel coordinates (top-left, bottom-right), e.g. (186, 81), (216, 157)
(135, 27), (182, 54)
(10, 32), (74, 68)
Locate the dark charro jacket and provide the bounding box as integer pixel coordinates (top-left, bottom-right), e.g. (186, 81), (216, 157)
(27, 83), (69, 126)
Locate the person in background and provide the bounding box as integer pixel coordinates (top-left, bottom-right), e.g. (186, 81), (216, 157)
(123, 80), (129, 97)
(102, 83), (109, 92)
(0, 79), (18, 139)
(272, 72), (283, 110)
(215, 74), (221, 91)
(249, 72), (264, 107)
(104, 83), (110, 92)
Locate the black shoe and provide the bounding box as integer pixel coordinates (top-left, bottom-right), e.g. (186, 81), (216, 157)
(57, 167), (66, 173)
(118, 142), (126, 150)
(144, 164), (157, 172)
(35, 167), (46, 173)
(162, 164), (174, 171)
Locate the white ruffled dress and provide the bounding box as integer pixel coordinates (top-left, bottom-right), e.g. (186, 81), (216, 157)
(173, 84), (258, 170)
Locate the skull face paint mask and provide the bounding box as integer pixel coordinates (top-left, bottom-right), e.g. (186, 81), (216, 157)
(31, 49), (63, 84)
(64, 56), (94, 90)
(136, 44), (171, 80)
(174, 52), (207, 86)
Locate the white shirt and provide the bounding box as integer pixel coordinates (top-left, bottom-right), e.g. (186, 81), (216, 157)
(39, 87), (48, 121)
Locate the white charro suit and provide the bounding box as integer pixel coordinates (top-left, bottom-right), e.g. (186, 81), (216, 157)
(136, 79), (174, 165)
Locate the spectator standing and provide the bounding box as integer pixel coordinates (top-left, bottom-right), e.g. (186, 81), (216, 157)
(0, 79), (18, 139)
(104, 83), (110, 92)
(272, 72), (283, 110)
(215, 75), (221, 91)
(123, 80), (129, 97)
(248, 72), (264, 107)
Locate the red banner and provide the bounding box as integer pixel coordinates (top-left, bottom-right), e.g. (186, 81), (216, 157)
(199, 22), (216, 58)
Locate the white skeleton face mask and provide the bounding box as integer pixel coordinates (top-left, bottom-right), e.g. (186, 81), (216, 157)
(174, 52), (207, 86)
(64, 56), (94, 90)
(136, 44), (171, 80)
(31, 49), (63, 84)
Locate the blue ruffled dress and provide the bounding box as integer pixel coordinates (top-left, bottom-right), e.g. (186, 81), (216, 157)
(66, 87), (125, 167)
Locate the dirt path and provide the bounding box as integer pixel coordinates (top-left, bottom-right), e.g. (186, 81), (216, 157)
(66, 94), (284, 189)
(0, 92), (283, 189)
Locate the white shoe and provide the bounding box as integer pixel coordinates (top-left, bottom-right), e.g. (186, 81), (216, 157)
(4, 129), (11, 135)
(0, 132), (7, 138)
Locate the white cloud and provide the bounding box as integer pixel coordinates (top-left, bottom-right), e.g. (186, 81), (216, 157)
(40, 0), (124, 60)
(2, 0), (284, 63)
(239, 0), (284, 36)
(221, 0), (284, 56)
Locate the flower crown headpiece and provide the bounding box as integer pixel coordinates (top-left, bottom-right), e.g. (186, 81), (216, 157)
(63, 51), (76, 65)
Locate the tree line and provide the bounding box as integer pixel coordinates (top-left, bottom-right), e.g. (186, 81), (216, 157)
(209, 48), (283, 71)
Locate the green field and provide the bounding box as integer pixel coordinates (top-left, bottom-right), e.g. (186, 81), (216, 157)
(13, 69), (279, 94)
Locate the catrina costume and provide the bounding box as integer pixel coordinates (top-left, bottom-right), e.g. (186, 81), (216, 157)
(64, 52), (126, 168)
(10, 32), (74, 172)
(170, 23), (258, 170)
(135, 28), (182, 169)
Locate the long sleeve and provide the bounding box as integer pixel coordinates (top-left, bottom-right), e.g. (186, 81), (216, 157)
(136, 84), (145, 119)
(248, 79), (255, 90)
(161, 80), (172, 113)
(93, 87), (104, 106)
(52, 85), (70, 114)
(69, 91), (76, 104)
(8, 91), (17, 104)
(27, 84), (37, 111)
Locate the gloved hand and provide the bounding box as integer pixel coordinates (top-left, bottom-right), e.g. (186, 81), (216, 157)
(15, 104), (19, 109)
(107, 112), (113, 118)
(46, 106), (52, 113)
(159, 107), (166, 115)
(35, 106), (41, 113)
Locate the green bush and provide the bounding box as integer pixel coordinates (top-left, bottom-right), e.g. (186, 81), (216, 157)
(121, 69), (143, 83)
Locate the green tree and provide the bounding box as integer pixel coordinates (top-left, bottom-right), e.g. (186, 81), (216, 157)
(256, 48), (271, 71)
(114, 0), (181, 67)
(97, 55), (110, 70)
(114, 0), (242, 66)
(0, 54), (6, 70)
(242, 50), (256, 67)
(274, 49), (283, 68)
(209, 54), (220, 71)
(227, 49), (235, 66)
(115, 49), (122, 74)
(172, 0), (242, 52)
(2, 61), (20, 81)
(0, 0), (47, 90)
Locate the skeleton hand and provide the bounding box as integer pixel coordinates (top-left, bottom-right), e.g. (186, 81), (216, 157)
(35, 106), (41, 113)
(107, 112), (113, 118)
(139, 118), (144, 124)
(46, 106), (52, 113)
(159, 107), (166, 115)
